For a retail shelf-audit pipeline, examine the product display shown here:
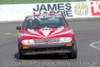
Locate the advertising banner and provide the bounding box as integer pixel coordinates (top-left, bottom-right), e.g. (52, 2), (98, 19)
(0, 1), (100, 21)
(33, 1), (100, 18)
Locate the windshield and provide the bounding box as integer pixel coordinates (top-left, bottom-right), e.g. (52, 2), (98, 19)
(23, 17), (67, 29)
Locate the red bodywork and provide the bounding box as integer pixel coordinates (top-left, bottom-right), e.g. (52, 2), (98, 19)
(18, 14), (75, 45)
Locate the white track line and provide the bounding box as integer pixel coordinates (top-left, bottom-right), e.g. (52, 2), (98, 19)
(89, 41), (100, 50)
(5, 33), (18, 36)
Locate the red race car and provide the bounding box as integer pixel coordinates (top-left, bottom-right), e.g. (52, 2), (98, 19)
(16, 13), (77, 59)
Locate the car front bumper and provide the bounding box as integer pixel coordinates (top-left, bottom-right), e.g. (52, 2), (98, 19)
(20, 43), (74, 55)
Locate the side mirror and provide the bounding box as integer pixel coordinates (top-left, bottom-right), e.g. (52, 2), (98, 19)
(16, 26), (21, 31)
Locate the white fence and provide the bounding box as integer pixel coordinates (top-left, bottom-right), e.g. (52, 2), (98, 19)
(0, 1), (100, 21)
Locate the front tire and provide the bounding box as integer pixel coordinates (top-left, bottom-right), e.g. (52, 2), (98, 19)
(18, 43), (26, 59)
(67, 40), (77, 59)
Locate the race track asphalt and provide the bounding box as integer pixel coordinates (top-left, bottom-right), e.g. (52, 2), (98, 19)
(0, 18), (100, 67)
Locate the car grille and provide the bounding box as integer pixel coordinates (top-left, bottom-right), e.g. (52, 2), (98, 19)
(34, 38), (59, 44)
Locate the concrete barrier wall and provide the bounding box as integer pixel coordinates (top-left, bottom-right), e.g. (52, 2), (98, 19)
(0, 4), (33, 21)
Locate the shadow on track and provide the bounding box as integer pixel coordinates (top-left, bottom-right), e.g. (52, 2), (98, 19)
(14, 52), (73, 60)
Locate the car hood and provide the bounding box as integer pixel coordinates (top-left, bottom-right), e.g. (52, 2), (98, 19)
(20, 26), (74, 39)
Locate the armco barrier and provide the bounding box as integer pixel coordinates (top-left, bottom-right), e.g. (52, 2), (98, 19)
(0, 1), (100, 21)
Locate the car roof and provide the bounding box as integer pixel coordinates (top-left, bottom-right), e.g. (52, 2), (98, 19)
(26, 13), (63, 19)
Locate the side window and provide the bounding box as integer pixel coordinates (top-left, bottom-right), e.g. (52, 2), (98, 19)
(23, 19), (33, 29)
(59, 17), (67, 26)
(23, 20), (27, 29)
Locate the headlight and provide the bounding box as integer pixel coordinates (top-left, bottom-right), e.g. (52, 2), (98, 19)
(60, 37), (72, 42)
(29, 39), (35, 44)
(22, 40), (29, 45)
(60, 38), (65, 42)
(22, 39), (35, 45)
